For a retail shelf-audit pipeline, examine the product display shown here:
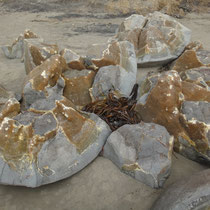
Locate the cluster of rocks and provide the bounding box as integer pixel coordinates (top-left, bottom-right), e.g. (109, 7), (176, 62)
(0, 12), (209, 189)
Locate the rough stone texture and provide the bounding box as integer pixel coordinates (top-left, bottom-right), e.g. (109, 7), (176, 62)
(1, 29), (39, 59)
(178, 101), (210, 163)
(0, 98), (20, 122)
(137, 12), (191, 66)
(151, 169), (210, 210)
(180, 66), (210, 88)
(63, 69), (96, 106)
(22, 54), (67, 110)
(24, 38), (58, 74)
(0, 85), (16, 112)
(103, 122), (174, 188)
(112, 12), (191, 67)
(171, 49), (210, 73)
(92, 40), (137, 74)
(91, 64), (136, 100)
(136, 70), (210, 164)
(113, 14), (147, 51)
(60, 48), (85, 70)
(0, 97), (111, 187)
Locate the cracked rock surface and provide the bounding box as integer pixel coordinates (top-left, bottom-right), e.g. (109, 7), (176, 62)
(103, 122), (174, 188)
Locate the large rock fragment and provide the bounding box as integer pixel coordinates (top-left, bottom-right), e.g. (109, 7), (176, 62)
(136, 70), (183, 136)
(113, 12), (191, 66)
(137, 12), (191, 66)
(113, 14), (147, 51)
(91, 41), (137, 100)
(1, 30), (39, 59)
(151, 169), (210, 210)
(103, 122), (174, 188)
(171, 49), (210, 73)
(92, 40), (137, 74)
(0, 97), (111, 187)
(0, 98), (20, 122)
(60, 49), (98, 71)
(180, 67), (210, 87)
(24, 39), (58, 74)
(23, 54), (67, 110)
(63, 69), (96, 106)
(178, 101), (210, 163)
(0, 85), (16, 112)
(91, 65), (136, 100)
(136, 70), (210, 163)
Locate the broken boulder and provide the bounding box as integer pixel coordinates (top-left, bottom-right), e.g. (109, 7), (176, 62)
(180, 66), (210, 88)
(113, 12), (191, 66)
(178, 101), (210, 163)
(22, 54), (67, 110)
(1, 29), (39, 59)
(103, 122), (174, 188)
(0, 98), (111, 187)
(171, 49), (210, 73)
(135, 70), (210, 164)
(24, 38), (59, 74)
(63, 69), (96, 106)
(92, 40), (137, 74)
(91, 64), (136, 100)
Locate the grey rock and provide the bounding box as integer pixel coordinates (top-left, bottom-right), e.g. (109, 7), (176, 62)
(60, 48), (80, 64)
(180, 66), (210, 88)
(24, 38), (58, 74)
(181, 101), (210, 124)
(103, 122), (174, 188)
(91, 64), (136, 99)
(36, 112), (111, 187)
(1, 37), (24, 59)
(114, 12), (191, 67)
(137, 12), (191, 66)
(179, 101), (210, 164)
(23, 77), (64, 110)
(151, 169), (210, 210)
(0, 110), (111, 187)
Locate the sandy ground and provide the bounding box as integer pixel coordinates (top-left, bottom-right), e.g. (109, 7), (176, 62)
(0, 6), (210, 210)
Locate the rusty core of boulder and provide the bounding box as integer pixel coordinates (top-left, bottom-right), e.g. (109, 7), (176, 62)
(82, 84), (141, 131)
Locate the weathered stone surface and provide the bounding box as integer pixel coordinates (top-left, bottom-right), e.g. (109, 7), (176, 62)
(63, 69), (96, 106)
(23, 54), (67, 110)
(180, 66), (210, 88)
(113, 14), (147, 51)
(92, 40), (137, 73)
(24, 39), (58, 74)
(135, 70), (210, 163)
(0, 98), (20, 122)
(112, 12), (191, 67)
(91, 64), (136, 100)
(182, 81), (210, 102)
(151, 169), (210, 210)
(0, 85), (16, 112)
(136, 70), (183, 136)
(137, 12), (191, 66)
(103, 122), (174, 188)
(178, 101), (210, 163)
(0, 97), (111, 187)
(91, 41), (137, 100)
(60, 48), (84, 70)
(1, 29), (39, 59)
(60, 49), (98, 71)
(171, 49), (210, 73)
